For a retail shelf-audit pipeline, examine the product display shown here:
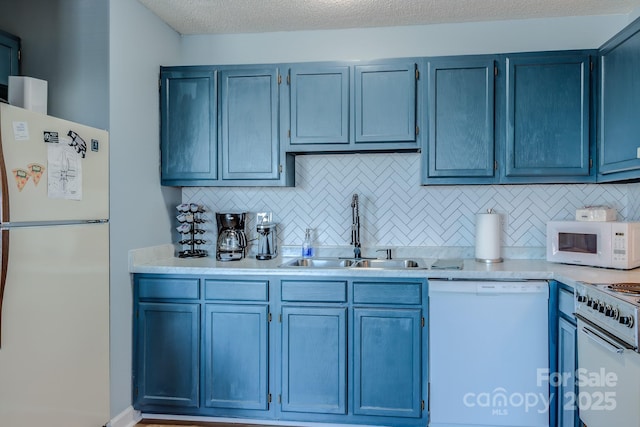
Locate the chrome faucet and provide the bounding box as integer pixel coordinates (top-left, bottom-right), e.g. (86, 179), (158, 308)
(351, 193), (362, 259)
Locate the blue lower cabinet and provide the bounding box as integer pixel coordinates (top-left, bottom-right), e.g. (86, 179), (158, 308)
(204, 304), (269, 411)
(557, 316), (579, 426)
(281, 306), (347, 414)
(354, 308), (422, 418)
(134, 302), (200, 408)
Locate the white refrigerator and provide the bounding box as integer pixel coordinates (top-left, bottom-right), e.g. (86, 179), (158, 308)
(0, 103), (110, 426)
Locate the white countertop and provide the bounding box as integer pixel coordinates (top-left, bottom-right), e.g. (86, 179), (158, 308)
(129, 244), (640, 288)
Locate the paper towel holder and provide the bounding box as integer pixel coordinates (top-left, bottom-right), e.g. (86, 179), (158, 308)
(475, 208), (504, 264)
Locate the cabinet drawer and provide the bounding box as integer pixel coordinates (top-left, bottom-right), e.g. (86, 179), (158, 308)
(138, 276), (200, 300)
(354, 281), (422, 305)
(205, 279), (268, 301)
(281, 280), (347, 302)
(559, 288), (575, 318)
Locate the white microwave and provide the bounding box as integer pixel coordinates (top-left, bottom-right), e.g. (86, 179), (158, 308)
(547, 221), (640, 269)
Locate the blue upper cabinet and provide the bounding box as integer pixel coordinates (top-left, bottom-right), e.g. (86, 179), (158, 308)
(421, 51), (596, 185)
(160, 65), (294, 187)
(160, 68), (218, 185)
(354, 61), (417, 144)
(423, 56), (497, 183)
(598, 18), (640, 181)
(289, 65), (350, 146)
(504, 52), (593, 182)
(284, 60), (420, 153)
(220, 67), (281, 181)
(0, 30), (20, 101)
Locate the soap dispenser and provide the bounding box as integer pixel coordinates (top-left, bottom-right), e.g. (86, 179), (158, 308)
(302, 228), (314, 258)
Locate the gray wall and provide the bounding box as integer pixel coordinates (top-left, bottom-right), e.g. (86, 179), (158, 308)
(0, 0), (108, 129)
(109, 0), (181, 418)
(0, 0), (182, 419)
(180, 14), (630, 64)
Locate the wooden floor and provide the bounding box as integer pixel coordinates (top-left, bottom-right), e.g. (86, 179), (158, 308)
(138, 421), (281, 427)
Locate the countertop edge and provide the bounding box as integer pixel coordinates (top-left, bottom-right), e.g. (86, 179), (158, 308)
(129, 246), (640, 285)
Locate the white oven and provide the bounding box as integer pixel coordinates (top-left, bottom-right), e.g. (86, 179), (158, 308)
(576, 319), (640, 427)
(574, 282), (640, 427)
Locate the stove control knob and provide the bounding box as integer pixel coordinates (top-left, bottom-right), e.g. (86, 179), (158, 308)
(587, 298), (595, 308)
(605, 305), (614, 317)
(620, 316), (635, 328)
(598, 303), (606, 313)
(591, 300), (600, 310)
(577, 294), (587, 303)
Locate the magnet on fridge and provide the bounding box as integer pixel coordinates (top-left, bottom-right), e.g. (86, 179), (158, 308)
(43, 131), (59, 143)
(12, 168), (29, 191)
(67, 130), (87, 158)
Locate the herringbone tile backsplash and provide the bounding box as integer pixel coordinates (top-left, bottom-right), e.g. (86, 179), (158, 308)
(183, 153), (634, 256)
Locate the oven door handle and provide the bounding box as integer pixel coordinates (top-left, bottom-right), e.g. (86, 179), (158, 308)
(581, 325), (626, 354)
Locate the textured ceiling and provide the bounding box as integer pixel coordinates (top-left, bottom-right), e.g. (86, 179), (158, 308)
(138, 0), (640, 35)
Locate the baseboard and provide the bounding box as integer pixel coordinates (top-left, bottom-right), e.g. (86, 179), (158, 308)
(108, 406), (142, 427)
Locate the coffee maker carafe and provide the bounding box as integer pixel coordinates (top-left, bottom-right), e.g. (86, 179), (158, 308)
(256, 214), (277, 260)
(216, 213), (247, 261)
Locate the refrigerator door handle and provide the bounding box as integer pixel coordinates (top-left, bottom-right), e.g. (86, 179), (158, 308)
(0, 228), (9, 347)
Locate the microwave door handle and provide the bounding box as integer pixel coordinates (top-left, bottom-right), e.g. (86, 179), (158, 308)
(581, 326), (626, 354)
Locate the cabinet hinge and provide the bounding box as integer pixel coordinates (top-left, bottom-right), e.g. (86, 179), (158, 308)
(279, 164), (283, 173)
(268, 313), (272, 322)
(415, 68), (420, 80)
(494, 160), (498, 171)
(416, 125), (419, 136)
(278, 394), (282, 403)
(279, 313), (283, 323)
(288, 129), (291, 138)
(287, 74), (291, 85)
(421, 317), (425, 328)
(494, 65), (498, 77)
(18, 49), (21, 61)
(278, 74), (282, 85)
(589, 158), (593, 169)
(422, 400), (425, 411)
(590, 60), (594, 72)
(268, 393), (272, 403)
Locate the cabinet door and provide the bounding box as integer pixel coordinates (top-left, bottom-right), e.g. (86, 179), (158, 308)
(135, 302), (200, 408)
(599, 26), (640, 177)
(160, 69), (217, 184)
(354, 62), (417, 143)
(505, 54), (591, 179)
(204, 304), (269, 410)
(558, 317), (579, 427)
(0, 30), (20, 100)
(220, 67), (280, 181)
(289, 65), (349, 145)
(281, 306), (347, 414)
(424, 57), (496, 181)
(354, 308), (422, 418)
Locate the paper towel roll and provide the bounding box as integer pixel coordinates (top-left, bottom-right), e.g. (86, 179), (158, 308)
(475, 210), (503, 263)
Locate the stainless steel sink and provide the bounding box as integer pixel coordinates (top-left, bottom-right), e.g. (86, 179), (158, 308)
(281, 258), (354, 268)
(280, 257), (424, 269)
(350, 259), (421, 268)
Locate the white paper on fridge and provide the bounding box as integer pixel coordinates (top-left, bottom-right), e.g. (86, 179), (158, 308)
(47, 143), (82, 200)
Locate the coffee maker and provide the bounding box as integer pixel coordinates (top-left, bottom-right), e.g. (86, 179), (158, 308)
(216, 213), (247, 261)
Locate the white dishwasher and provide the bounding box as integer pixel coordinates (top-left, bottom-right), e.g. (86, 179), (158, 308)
(428, 280), (550, 427)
